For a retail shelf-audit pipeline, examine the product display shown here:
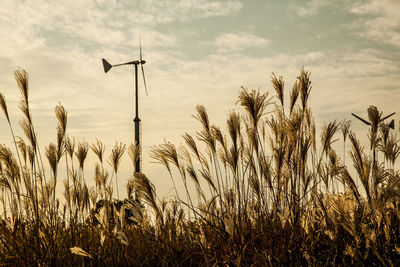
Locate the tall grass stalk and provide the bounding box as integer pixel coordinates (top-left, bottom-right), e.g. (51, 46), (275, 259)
(1, 68), (400, 265)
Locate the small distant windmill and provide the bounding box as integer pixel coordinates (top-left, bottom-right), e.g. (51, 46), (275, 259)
(351, 111), (395, 129)
(352, 107), (395, 163)
(102, 42), (148, 173)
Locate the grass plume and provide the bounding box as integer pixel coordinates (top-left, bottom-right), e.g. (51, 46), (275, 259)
(0, 68), (400, 266)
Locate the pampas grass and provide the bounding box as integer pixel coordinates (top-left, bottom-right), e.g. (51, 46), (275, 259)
(108, 142), (126, 199)
(75, 141), (88, 183)
(1, 68), (400, 266)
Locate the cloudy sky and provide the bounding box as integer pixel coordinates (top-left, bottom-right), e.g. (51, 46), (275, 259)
(0, 0), (399, 198)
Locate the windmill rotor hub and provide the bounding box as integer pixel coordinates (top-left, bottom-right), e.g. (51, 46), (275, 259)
(126, 60), (140, 65)
(125, 60), (145, 65)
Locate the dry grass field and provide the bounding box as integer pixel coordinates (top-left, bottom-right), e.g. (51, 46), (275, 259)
(1, 68), (400, 266)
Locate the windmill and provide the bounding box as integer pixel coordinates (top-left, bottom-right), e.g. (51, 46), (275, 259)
(102, 43), (148, 173)
(351, 111), (395, 129)
(352, 107), (395, 162)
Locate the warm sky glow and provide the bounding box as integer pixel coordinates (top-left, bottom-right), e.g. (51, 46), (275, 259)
(0, 0), (399, 198)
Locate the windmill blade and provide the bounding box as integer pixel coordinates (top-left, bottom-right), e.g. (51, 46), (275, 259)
(102, 58), (112, 73)
(139, 37), (148, 96)
(351, 113), (371, 126)
(141, 64), (148, 96)
(139, 38), (143, 62)
(388, 119), (395, 129)
(380, 112), (395, 122)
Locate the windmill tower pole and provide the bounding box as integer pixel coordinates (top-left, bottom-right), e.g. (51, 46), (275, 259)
(134, 63), (141, 173)
(102, 50), (147, 174)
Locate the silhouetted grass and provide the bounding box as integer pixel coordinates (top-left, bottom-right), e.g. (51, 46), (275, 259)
(0, 68), (400, 266)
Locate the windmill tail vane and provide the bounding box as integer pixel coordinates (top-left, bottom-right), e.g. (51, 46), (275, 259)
(102, 59), (112, 73)
(389, 119), (395, 129)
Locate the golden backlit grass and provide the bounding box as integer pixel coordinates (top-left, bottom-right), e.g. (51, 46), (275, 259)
(0, 68), (400, 266)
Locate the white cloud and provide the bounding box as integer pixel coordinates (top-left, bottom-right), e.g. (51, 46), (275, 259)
(292, 0), (400, 47)
(290, 0), (355, 17)
(350, 0), (400, 48)
(214, 32), (270, 53)
(141, 0), (242, 23)
(0, 0), (242, 49)
(291, 0), (328, 17)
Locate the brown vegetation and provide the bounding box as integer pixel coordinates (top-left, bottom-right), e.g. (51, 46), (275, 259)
(0, 68), (400, 266)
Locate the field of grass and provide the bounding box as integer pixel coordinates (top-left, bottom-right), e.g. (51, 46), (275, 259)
(1, 68), (400, 266)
